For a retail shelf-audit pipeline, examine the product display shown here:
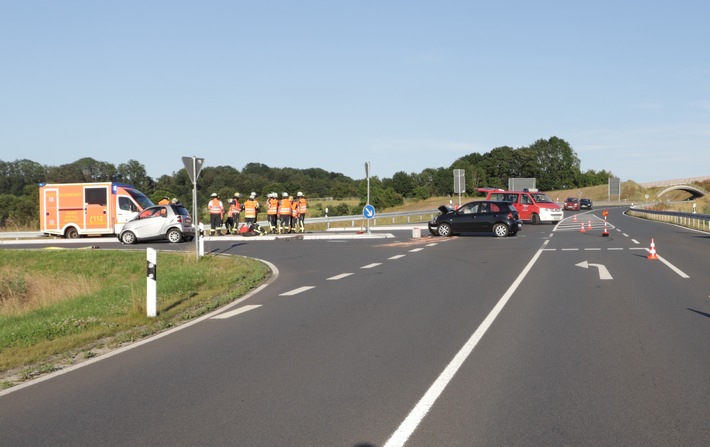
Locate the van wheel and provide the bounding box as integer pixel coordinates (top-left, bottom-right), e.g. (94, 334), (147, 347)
(167, 228), (183, 243)
(65, 227), (79, 239)
(530, 213), (540, 225)
(493, 223), (509, 237)
(121, 231), (137, 245)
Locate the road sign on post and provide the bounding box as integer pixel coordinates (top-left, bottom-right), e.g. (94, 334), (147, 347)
(182, 156), (204, 260)
(453, 169), (465, 208)
(365, 161), (371, 234)
(363, 204), (375, 219)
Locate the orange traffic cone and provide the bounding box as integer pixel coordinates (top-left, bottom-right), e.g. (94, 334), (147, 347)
(580, 222), (586, 233)
(602, 221), (609, 237)
(648, 238), (659, 260)
(587, 220), (592, 231)
(573, 214), (577, 223)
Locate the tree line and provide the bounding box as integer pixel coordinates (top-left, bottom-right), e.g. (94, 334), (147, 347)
(0, 136), (613, 228)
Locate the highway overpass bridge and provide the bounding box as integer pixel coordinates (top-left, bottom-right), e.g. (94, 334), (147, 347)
(639, 176), (709, 199)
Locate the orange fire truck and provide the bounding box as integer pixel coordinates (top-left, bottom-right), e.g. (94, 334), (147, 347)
(39, 182), (154, 238)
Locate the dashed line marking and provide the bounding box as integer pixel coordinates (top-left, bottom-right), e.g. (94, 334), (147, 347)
(327, 273), (353, 280)
(425, 243), (438, 247)
(631, 239), (639, 244)
(409, 248), (424, 252)
(585, 248), (601, 251)
(389, 255), (406, 260)
(562, 248), (579, 251)
(279, 286), (315, 296)
(212, 304), (262, 319)
(361, 263), (382, 269)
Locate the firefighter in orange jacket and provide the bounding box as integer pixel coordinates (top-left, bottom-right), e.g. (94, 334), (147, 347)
(296, 191), (307, 232)
(278, 192), (292, 233)
(226, 192), (243, 234)
(207, 193), (224, 236)
(266, 192), (280, 234)
(290, 196), (300, 233)
(243, 192), (260, 230)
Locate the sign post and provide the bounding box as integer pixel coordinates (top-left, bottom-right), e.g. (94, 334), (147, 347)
(453, 169), (465, 208)
(182, 156), (204, 260)
(365, 161), (371, 234)
(146, 247), (157, 317)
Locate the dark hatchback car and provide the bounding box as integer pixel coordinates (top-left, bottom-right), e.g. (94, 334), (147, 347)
(580, 198), (593, 209)
(428, 200), (522, 237)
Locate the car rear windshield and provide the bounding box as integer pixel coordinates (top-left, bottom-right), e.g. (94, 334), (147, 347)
(172, 205), (190, 216)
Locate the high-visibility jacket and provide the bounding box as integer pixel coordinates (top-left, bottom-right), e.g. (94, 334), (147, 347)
(297, 197), (307, 214)
(279, 198), (292, 215)
(209, 198), (224, 216)
(244, 199), (259, 218)
(267, 198), (279, 215)
(228, 201), (241, 217)
(158, 198), (170, 205)
(291, 204), (299, 219)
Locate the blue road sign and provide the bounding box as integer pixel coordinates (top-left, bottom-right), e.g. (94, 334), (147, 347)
(363, 204), (376, 219)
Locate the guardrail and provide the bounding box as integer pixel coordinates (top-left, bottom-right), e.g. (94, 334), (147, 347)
(627, 206), (710, 232)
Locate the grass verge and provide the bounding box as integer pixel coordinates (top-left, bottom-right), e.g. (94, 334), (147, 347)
(0, 249), (270, 388)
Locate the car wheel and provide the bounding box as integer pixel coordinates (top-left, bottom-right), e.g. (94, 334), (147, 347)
(121, 231), (137, 245)
(167, 228), (183, 243)
(493, 223), (509, 237)
(437, 223), (453, 237)
(65, 227), (79, 239)
(530, 213), (540, 225)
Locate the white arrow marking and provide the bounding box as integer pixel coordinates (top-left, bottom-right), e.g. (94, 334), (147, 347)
(575, 260), (613, 280)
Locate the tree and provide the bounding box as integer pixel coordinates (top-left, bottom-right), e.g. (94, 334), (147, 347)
(117, 159), (154, 192)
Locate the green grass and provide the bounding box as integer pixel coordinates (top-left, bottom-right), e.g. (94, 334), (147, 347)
(0, 249), (270, 387)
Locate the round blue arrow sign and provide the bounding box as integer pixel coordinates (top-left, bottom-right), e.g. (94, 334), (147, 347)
(363, 204), (376, 219)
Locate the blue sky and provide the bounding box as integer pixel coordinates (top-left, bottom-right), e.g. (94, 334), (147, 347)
(2, 1), (709, 183)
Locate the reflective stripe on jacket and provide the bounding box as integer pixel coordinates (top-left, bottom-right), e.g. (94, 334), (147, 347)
(279, 198), (292, 215)
(209, 198), (223, 215)
(244, 199), (259, 218)
(267, 198), (279, 215)
(298, 198), (307, 214)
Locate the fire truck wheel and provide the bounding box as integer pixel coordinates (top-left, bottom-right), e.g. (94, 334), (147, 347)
(65, 227), (79, 239)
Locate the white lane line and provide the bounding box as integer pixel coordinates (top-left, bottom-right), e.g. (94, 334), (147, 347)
(562, 248), (579, 251)
(327, 273), (353, 280)
(389, 255), (406, 260)
(585, 248), (602, 251)
(409, 248), (424, 252)
(426, 243), (438, 247)
(279, 286), (315, 296)
(631, 239), (639, 244)
(608, 247), (624, 250)
(383, 239), (550, 447)
(212, 304), (262, 320)
(361, 263), (382, 269)
(649, 251), (690, 278)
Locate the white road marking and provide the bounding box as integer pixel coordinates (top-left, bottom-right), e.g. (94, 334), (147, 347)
(279, 286), (315, 296)
(575, 260), (613, 280)
(361, 263), (382, 269)
(648, 251), (690, 278)
(327, 273), (353, 280)
(212, 304), (262, 319)
(562, 248), (579, 251)
(584, 248), (602, 251)
(383, 240), (550, 447)
(409, 248), (424, 252)
(388, 255), (406, 260)
(426, 243), (438, 247)
(608, 247), (624, 250)
(631, 238), (639, 244)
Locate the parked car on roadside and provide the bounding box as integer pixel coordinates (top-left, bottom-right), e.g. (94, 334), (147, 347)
(580, 198), (593, 209)
(428, 200), (522, 237)
(118, 204), (195, 244)
(564, 197), (579, 211)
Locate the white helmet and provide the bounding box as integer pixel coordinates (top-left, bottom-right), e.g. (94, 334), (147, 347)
(210, 193), (217, 197)
(297, 191), (303, 197)
(282, 192), (288, 198)
(249, 192), (256, 199)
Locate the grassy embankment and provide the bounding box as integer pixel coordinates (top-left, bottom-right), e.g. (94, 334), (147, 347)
(0, 249), (270, 388)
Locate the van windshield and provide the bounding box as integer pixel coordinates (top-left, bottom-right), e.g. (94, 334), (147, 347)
(531, 193), (554, 203)
(125, 188), (155, 210)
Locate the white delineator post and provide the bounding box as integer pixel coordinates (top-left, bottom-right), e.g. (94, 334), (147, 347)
(146, 247), (157, 317)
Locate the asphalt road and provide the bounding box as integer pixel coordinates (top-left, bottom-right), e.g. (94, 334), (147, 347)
(1, 208), (708, 446)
